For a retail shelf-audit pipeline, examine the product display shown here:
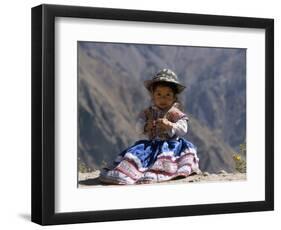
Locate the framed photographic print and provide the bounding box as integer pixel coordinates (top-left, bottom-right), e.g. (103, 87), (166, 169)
(31, 4), (274, 225)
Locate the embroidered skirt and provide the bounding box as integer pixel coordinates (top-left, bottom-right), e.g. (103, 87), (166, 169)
(99, 138), (199, 185)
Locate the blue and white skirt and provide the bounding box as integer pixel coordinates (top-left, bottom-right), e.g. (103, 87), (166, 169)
(99, 138), (199, 185)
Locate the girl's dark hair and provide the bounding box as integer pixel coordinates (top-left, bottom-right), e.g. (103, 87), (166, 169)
(151, 81), (179, 95)
(151, 82), (184, 111)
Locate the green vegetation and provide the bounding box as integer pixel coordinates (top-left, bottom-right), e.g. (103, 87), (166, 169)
(78, 158), (92, 173)
(233, 143), (246, 173)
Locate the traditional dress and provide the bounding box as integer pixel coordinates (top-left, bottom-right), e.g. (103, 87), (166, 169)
(99, 102), (200, 185)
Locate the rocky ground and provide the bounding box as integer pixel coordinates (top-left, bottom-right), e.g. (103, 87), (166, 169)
(78, 170), (246, 188)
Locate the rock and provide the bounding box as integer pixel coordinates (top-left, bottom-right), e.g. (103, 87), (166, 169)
(203, 172), (210, 176)
(218, 170), (228, 175)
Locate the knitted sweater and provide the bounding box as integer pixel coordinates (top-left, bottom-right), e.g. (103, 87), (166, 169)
(135, 102), (189, 140)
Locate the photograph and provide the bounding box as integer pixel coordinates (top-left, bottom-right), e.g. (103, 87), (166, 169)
(31, 4), (274, 225)
(77, 42), (247, 187)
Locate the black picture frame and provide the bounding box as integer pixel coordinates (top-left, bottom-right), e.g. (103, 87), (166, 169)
(31, 4), (274, 226)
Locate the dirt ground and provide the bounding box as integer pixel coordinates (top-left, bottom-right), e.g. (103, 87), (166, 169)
(78, 170), (246, 188)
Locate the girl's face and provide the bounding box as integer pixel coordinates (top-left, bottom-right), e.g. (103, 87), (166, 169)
(152, 85), (176, 110)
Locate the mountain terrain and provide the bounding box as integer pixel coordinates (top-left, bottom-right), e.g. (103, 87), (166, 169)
(78, 42), (246, 173)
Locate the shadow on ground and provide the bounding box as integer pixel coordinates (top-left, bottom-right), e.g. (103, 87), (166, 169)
(78, 177), (103, 186)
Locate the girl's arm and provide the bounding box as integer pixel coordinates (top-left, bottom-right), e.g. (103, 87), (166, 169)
(135, 110), (151, 135)
(135, 116), (146, 134)
(167, 118), (188, 137)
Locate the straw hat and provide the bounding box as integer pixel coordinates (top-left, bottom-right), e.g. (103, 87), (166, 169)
(144, 69), (185, 93)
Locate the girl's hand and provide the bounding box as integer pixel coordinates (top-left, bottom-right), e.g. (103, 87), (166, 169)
(156, 118), (173, 130)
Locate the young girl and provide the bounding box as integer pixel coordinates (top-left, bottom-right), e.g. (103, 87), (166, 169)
(99, 69), (200, 185)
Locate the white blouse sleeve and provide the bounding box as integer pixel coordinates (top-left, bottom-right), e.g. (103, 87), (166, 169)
(135, 116), (146, 135)
(135, 110), (147, 135)
(168, 119), (188, 137)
